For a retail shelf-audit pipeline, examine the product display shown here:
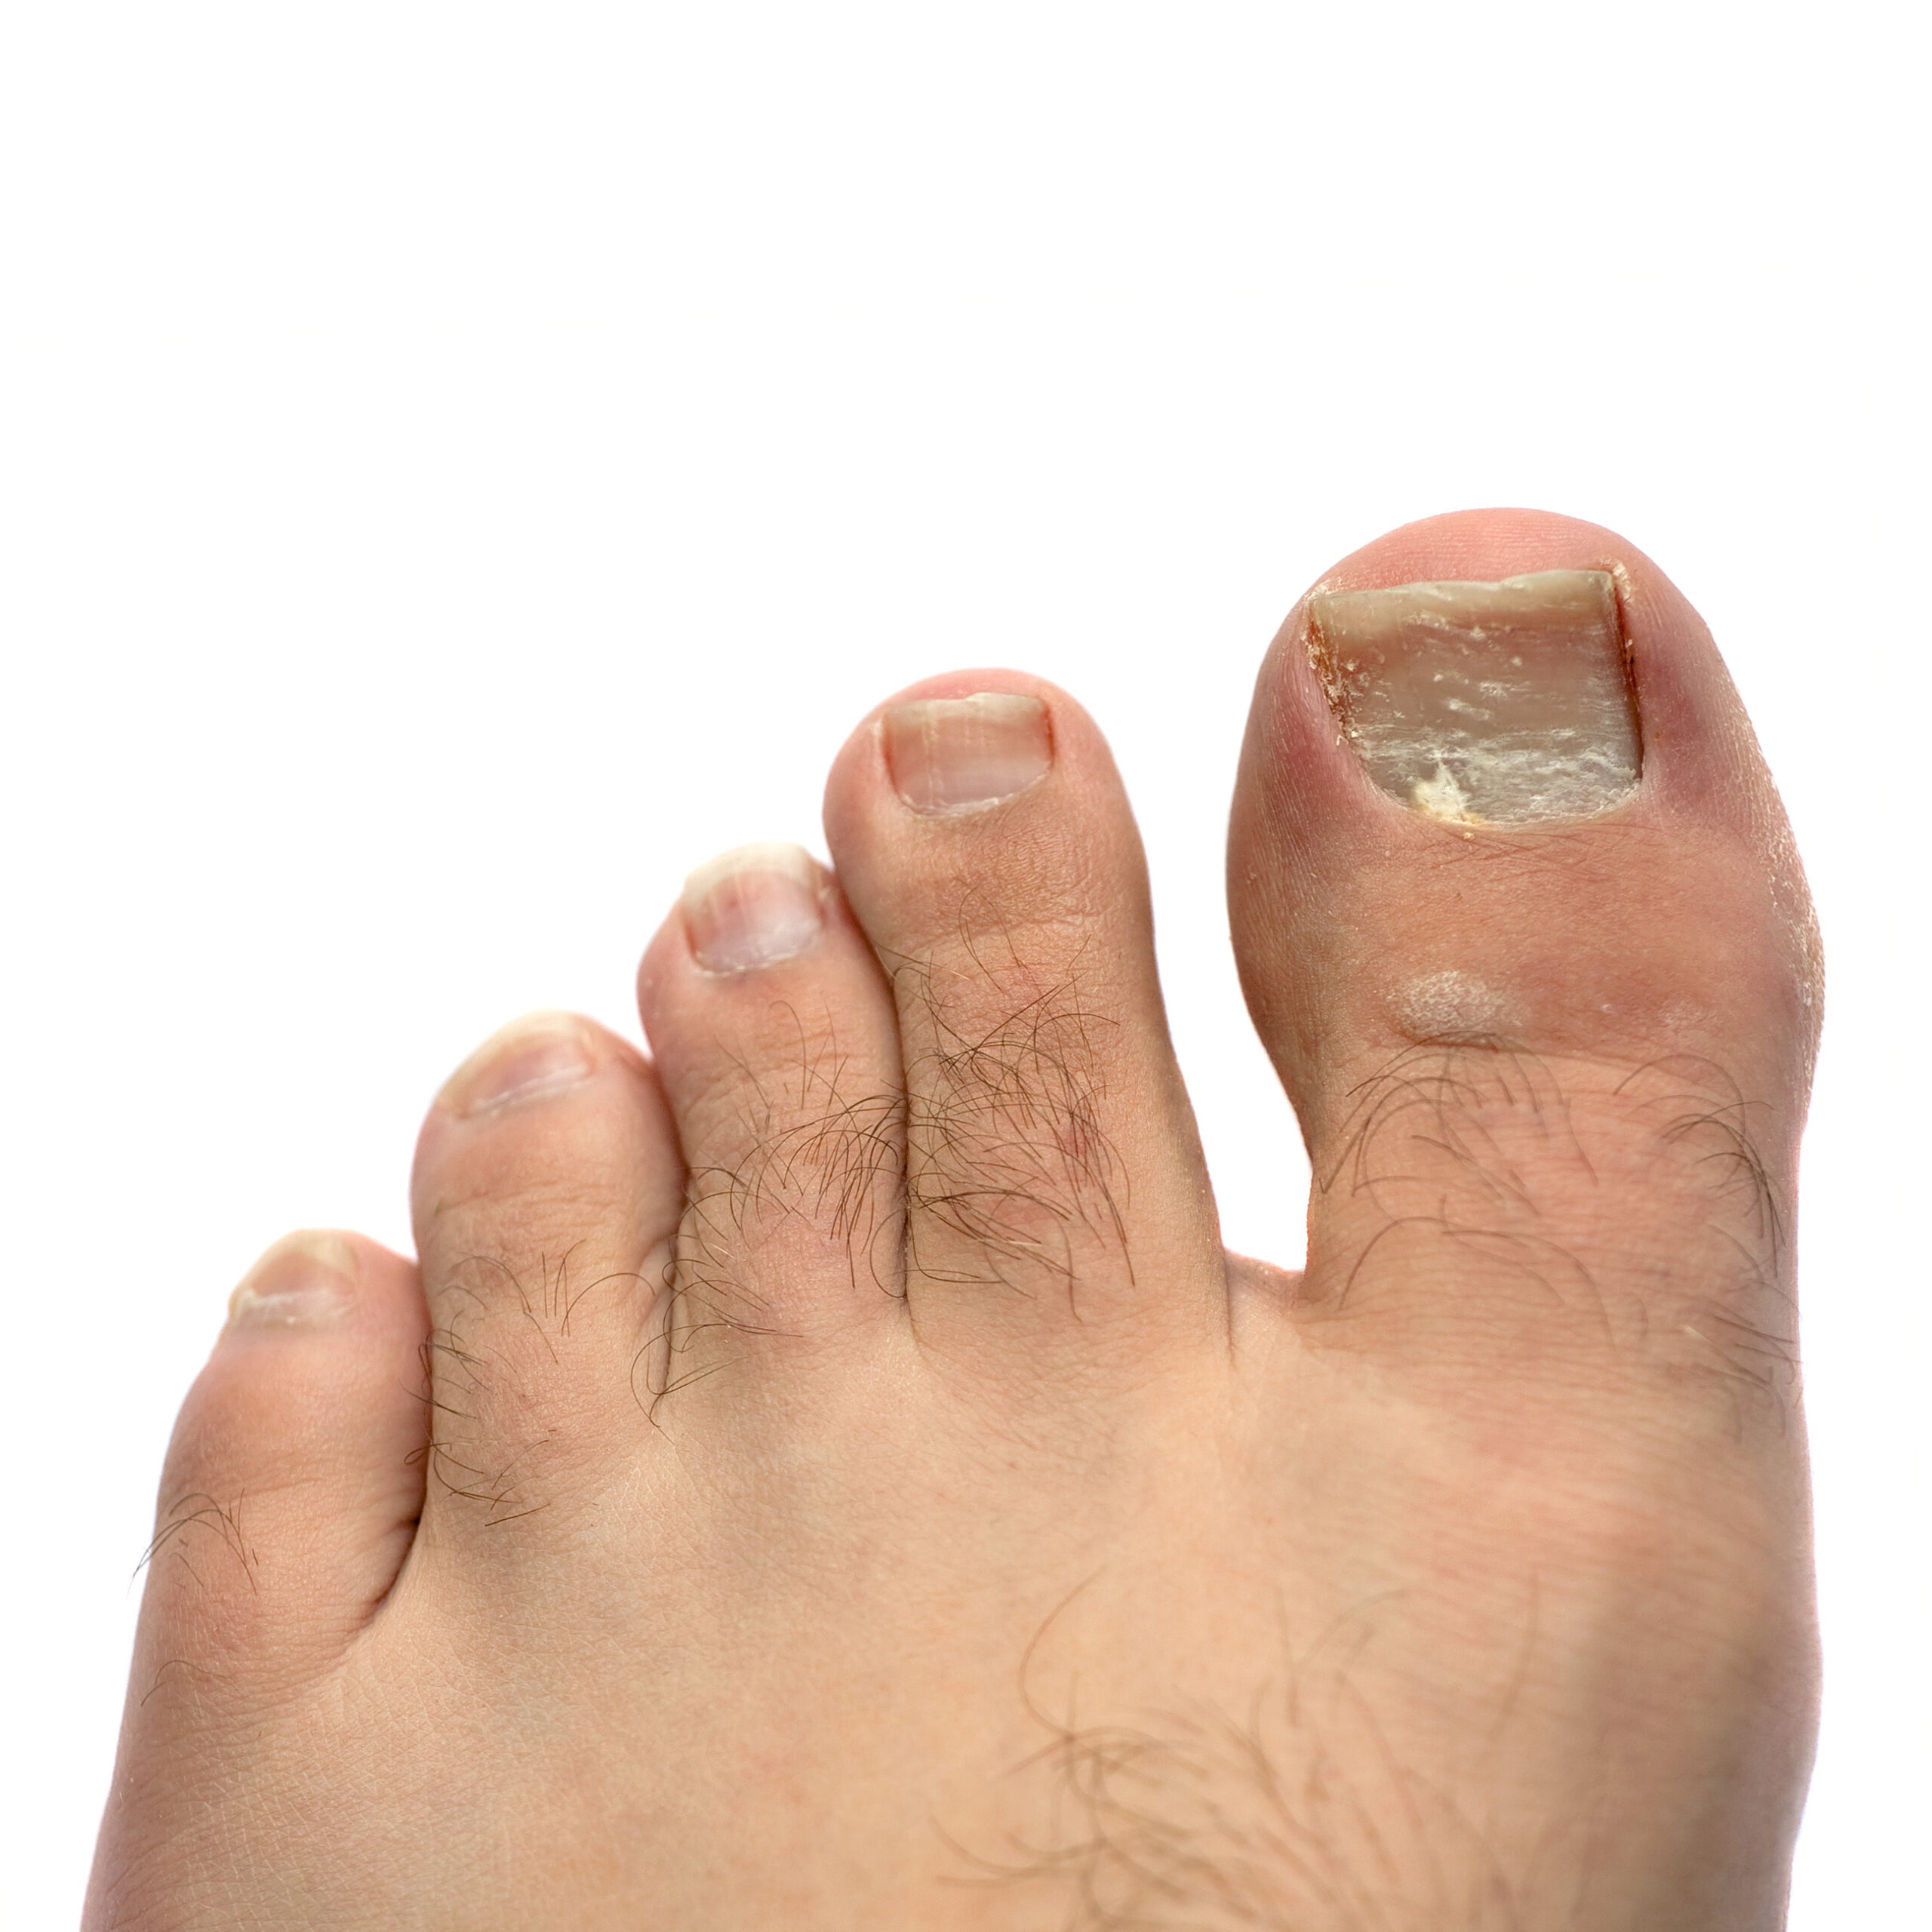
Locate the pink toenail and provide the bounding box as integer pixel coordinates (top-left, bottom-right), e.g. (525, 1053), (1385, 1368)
(682, 843), (826, 974)
(1308, 570), (1640, 824)
(881, 692), (1052, 815)
(224, 1232), (358, 1332)
(437, 1013), (598, 1116)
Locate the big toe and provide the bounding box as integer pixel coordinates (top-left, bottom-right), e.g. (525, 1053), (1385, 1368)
(1229, 508), (1822, 1410)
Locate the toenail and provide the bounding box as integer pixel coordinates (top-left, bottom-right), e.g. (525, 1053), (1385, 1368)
(682, 842), (826, 974)
(437, 1012), (599, 1116)
(881, 692), (1052, 815)
(1308, 570), (1640, 824)
(224, 1231), (358, 1332)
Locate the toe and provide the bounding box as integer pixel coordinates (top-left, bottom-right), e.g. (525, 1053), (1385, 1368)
(95, 1230), (429, 1917)
(636, 843), (909, 1371)
(821, 673), (1223, 1353)
(1228, 509), (1821, 1414)
(409, 1011), (684, 1540)
(1226, 508), (1823, 1909)
(125, 1230), (427, 1701)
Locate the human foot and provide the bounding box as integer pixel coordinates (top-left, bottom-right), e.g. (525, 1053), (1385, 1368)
(88, 510), (1820, 1930)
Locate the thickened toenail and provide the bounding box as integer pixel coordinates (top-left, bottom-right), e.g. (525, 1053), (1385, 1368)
(882, 692), (1052, 814)
(682, 843), (826, 974)
(1308, 571), (1640, 824)
(224, 1231), (358, 1332)
(437, 1013), (599, 1115)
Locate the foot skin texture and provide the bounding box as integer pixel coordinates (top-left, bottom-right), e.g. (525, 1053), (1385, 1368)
(88, 511), (1822, 1931)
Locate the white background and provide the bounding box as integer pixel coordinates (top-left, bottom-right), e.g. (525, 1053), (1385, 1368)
(2, 4), (1924, 1923)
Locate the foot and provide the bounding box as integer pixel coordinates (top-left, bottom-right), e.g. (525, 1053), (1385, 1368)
(88, 510), (1820, 1930)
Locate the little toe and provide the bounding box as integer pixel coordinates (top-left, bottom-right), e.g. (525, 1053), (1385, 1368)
(822, 674), (1223, 1354)
(117, 1230), (427, 1711)
(1229, 509), (1821, 1409)
(408, 1011), (684, 1542)
(91, 1229), (430, 1919)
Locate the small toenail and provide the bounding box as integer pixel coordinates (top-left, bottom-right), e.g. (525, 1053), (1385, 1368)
(881, 692), (1052, 815)
(1308, 571), (1640, 824)
(437, 1012), (599, 1117)
(224, 1231), (358, 1332)
(682, 842), (826, 974)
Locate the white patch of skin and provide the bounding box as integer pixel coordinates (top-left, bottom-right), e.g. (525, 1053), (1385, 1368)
(1659, 996), (1710, 1036)
(1397, 969), (1515, 1041)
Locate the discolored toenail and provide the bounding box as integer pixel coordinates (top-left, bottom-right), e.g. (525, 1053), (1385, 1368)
(681, 842), (826, 974)
(881, 692), (1052, 814)
(224, 1231), (358, 1332)
(1309, 570), (1640, 824)
(436, 1011), (598, 1116)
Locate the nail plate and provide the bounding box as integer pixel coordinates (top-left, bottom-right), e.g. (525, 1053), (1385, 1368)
(682, 842), (826, 974)
(1309, 570), (1639, 824)
(225, 1231), (358, 1332)
(881, 693), (1052, 815)
(437, 1012), (598, 1117)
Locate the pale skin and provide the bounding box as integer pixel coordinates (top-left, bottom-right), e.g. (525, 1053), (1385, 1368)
(88, 509), (1821, 1930)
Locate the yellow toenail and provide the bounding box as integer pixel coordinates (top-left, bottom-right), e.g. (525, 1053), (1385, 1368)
(1309, 571), (1640, 825)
